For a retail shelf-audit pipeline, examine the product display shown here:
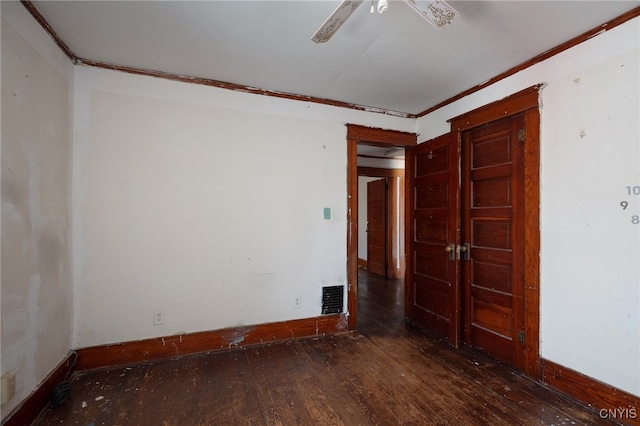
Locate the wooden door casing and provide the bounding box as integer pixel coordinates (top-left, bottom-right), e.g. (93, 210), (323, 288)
(347, 124), (417, 331)
(461, 113), (526, 371)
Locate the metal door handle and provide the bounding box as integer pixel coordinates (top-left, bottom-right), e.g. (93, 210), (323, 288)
(459, 243), (470, 260)
(445, 243), (455, 260)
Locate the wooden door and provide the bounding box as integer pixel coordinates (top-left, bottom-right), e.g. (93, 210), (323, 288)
(367, 179), (387, 277)
(405, 133), (461, 346)
(461, 113), (526, 370)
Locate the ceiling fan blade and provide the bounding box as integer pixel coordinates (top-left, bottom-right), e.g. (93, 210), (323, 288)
(405, 0), (459, 30)
(311, 1), (364, 43)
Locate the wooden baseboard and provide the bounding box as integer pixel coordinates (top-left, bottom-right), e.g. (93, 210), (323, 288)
(75, 314), (348, 371)
(13, 326), (637, 425)
(541, 359), (640, 425)
(358, 258), (367, 268)
(1, 314), (347, 425)
(2, 352), (75, 426)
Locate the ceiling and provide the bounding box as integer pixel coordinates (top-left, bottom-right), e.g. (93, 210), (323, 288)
(29, 1), (639, 117)
(358, 143), (406, 159)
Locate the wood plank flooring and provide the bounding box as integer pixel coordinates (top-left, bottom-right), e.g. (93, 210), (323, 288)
(34, 270), (615, 425)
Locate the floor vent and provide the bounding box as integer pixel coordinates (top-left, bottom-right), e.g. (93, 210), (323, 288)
(322, 285), (344, 315)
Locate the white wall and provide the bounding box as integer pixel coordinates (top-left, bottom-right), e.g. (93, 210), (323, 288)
(416, 18), (640, 397)
(72, 66), (414, 348)
(1, 1), (74, 419)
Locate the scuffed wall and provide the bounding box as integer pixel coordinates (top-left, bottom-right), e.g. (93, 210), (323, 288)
(1, 2), (73, 420)
(1, 1), (415, 416)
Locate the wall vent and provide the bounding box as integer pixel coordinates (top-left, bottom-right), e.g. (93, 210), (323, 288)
(322, 285), (344, 314)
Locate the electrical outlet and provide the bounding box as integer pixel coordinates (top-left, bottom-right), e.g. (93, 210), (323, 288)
(1, 372), (16, 404)
(294, 295), (302, 309)
(153, 309), (165, 325)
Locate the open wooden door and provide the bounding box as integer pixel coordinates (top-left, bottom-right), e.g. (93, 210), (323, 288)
(405, 132), (461, 347)
(367, 178), (387, 277)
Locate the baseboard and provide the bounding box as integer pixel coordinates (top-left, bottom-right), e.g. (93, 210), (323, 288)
(1, 314), (347, 425)
(541, 358), (639, 425)
(15, 326), (636, 426)
(1, 352), (75, 426)
(358, 258), (367, 268)
(75, 314), (348, 371)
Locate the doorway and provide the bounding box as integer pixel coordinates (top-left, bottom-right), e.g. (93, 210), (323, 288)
(346, 124), (417, 330)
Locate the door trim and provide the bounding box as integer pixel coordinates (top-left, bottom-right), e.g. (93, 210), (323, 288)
(449, 85), (542, 380)
(346, 124), (417, 330)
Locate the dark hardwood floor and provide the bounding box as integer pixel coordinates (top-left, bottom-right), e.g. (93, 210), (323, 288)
(34, 269), (614, 425)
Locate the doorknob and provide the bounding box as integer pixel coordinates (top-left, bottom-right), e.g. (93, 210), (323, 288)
(459, 243), (470, 260)
(445, 243), (455, 260)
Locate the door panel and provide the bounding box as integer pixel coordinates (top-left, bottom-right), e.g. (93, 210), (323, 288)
(406, 133), (460, 346)
(367, 179), (387, 277)
(461, 113), (526, 370)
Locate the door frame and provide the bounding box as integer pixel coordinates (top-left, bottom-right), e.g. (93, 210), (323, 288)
(346, 124), (417, 331)
(448, 85), (542, 379)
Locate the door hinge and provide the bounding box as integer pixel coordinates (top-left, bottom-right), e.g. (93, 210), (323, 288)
(517, 329), (525, 345)
(517, 128), (525, 143)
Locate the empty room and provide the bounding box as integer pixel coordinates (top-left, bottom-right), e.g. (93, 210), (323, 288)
(1, 1), (639, 424)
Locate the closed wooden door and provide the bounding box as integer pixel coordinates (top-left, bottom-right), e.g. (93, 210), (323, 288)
(407, 113), (527, 369)
(367, 178), (387, 277)
(405, 133), (461, 346)
(461, 113), (526, 370)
